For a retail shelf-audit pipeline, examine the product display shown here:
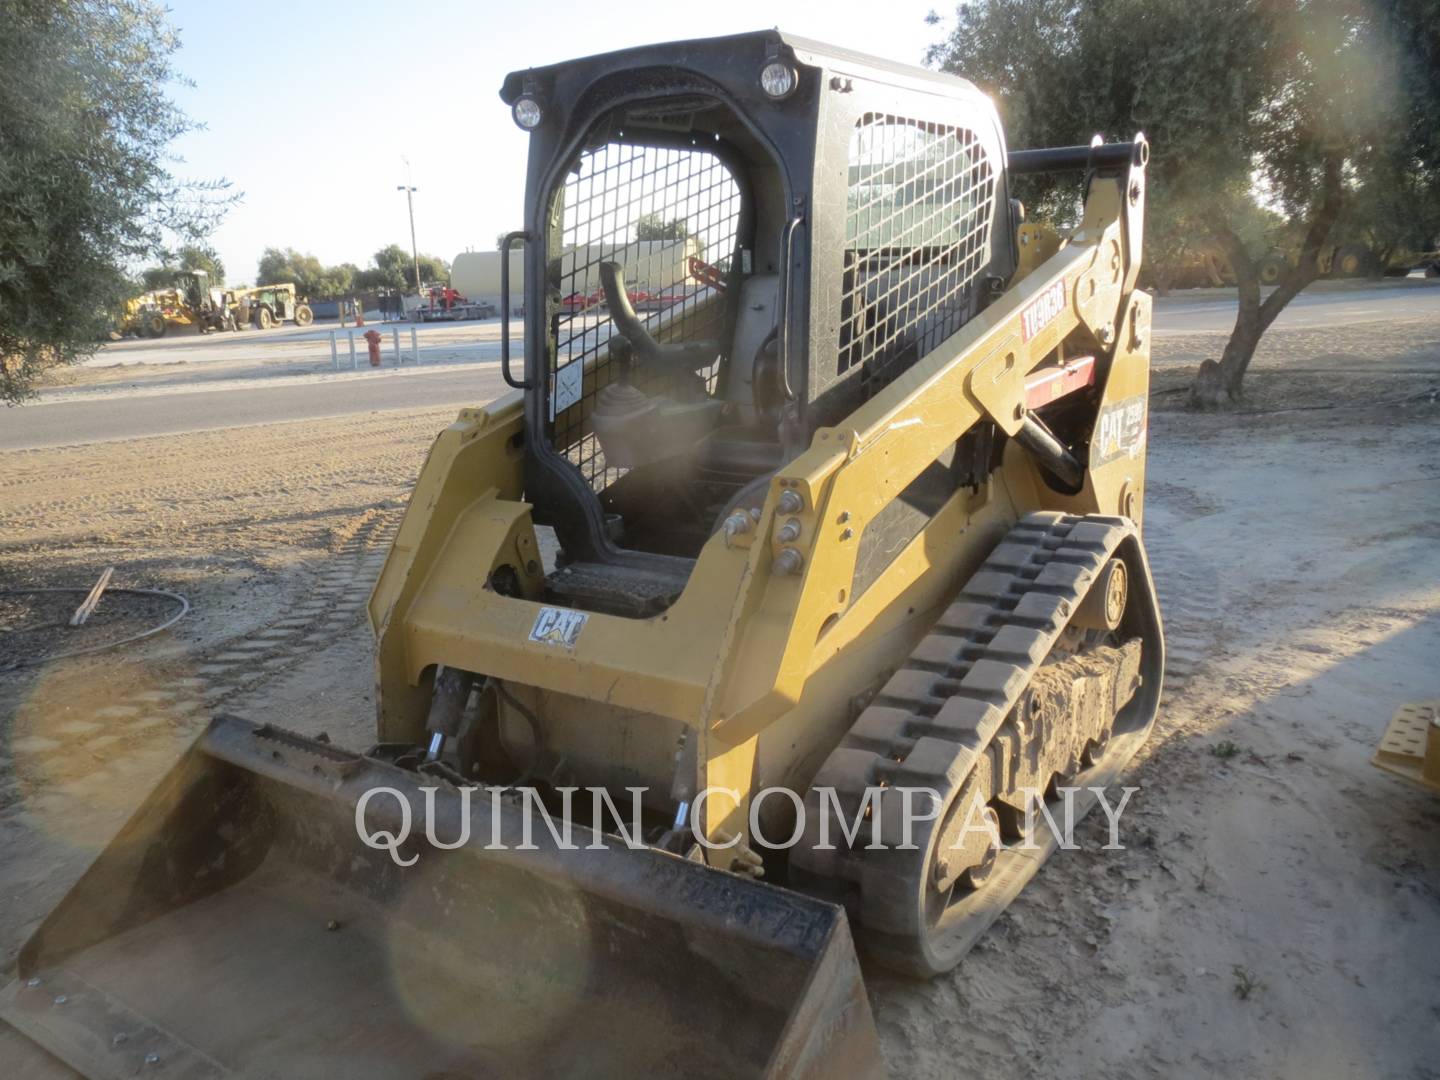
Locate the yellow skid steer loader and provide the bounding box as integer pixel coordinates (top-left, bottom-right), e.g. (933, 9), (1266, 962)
(4, 31), (1162, 1077)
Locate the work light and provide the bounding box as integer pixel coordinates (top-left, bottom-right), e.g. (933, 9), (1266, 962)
(759, 62), (797, 99)
(513, 96), (543, 130)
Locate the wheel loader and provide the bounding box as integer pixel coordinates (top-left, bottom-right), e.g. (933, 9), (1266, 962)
(2, 30), (1163, 1078)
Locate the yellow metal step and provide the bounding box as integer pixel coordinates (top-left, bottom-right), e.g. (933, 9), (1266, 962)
(1373, 700), (1440, 794)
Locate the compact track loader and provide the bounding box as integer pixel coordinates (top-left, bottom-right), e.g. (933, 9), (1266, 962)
(4, 31), (1163, 1078)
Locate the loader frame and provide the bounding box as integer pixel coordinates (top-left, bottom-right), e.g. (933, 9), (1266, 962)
(370, 80), (1151, 852)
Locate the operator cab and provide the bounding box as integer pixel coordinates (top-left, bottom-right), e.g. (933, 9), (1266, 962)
(501, 31), (1016, 616)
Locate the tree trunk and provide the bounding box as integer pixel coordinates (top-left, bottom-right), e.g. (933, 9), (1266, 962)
(1189, 155), (1347, 409)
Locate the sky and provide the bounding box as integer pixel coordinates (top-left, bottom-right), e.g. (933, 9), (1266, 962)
(163, 0), (946, 285)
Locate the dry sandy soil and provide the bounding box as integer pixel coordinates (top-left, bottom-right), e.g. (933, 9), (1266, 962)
(1, 313), (1437, 1078)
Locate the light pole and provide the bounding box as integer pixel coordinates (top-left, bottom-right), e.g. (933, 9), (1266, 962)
(397, 183), (420, 300)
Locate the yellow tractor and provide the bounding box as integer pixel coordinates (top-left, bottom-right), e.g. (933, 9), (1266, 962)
(3, 31), (1163, 1076)
(229, 282), (314, 329)
(121, 270), (235, 336)
(113, 292), (166, 338)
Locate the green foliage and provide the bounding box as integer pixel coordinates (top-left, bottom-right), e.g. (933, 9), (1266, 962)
(355, 244), (448, 291)
(331, 263), (361, 296)
(1348, 161), (1440, 265)
(262, 245), (451, 297)
(352, 267), (391, 292)
(1210, 740), (1243, 760)
(177, 244), (225, 284)
(256, 247), (356, 299)
(414, 254), (449, 290)
(139, 244), (226, 291)
(0, 0), (234, 402)
(927, 0), (1440, 400)
(1232, 965), (1263, 1000)
(926, 0), (1434, 239)
(927, 0), (1280, 255)
(635, 214), (691, 242)
(366, 244), (411, 292)
(1342, 0), (1440, 265)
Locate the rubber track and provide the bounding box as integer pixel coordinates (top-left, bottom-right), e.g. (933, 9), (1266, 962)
(797, 511), (1153, 953)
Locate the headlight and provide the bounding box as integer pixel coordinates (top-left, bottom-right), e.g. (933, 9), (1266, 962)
(512, 96), (543, 130)
(759, 62), (797, 100)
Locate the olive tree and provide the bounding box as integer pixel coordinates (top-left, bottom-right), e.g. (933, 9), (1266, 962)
(0, 0), (233, 402)
(255, 248), (358, 299)
(140, 244), (226, 290)
(927, 0), (1439, 406)
(361, 244), (448, 291)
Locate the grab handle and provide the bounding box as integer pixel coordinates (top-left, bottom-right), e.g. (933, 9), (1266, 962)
(777, 211), (804, 401)
(500, 230), (532, 389)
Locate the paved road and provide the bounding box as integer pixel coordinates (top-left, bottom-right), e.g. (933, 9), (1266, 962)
(2, 366), (509, 451)
(90, 317), (518, 369)
(1153, 282), (1440, 334)
(4, 283), (1436, 452)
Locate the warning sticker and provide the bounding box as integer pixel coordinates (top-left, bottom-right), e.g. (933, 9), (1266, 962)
(1091, 395), (1148, 467)
(528, 606), (588, 649)
(552, 361), (582, 419)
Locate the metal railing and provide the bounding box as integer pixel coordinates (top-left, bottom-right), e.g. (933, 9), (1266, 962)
(328, 327), (422, 369)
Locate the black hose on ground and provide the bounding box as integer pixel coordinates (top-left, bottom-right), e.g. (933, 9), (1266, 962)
(0, 587), (189, 670)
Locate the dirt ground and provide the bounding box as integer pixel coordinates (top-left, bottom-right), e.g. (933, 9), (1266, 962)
(1, 312), (1438, 1078)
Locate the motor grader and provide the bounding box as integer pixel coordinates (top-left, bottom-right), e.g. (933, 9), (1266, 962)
(116, 270), (233, 337)
(3, 31), (1163, 1078)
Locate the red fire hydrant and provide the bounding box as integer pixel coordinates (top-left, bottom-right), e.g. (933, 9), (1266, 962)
(364, 329), (383, 367)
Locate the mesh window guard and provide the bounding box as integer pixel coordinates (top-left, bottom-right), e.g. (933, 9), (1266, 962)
(840, 114), (995, 392)
(550, 141), (742, 492)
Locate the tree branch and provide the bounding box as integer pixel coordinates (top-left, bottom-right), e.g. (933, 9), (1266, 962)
(1205, 214), (1260, 318)
(1259, 153), (1345, 329)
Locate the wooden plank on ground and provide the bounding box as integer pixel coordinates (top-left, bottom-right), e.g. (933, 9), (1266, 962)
(69, 567), (114, 627)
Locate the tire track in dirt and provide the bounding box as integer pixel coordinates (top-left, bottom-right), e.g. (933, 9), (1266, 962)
(0, 410), (449, 547)
(1142, 520), (1223, 698)
(0, 509), (400, 808)
(0, 460), (412, 538)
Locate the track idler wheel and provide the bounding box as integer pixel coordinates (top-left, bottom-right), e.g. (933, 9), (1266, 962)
(930, 774), (1000, 897)
(1073, 557), (1127, 631)
(904, 772), (1003, 972)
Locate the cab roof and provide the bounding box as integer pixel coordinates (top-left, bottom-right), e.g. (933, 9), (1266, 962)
(499, 29), (980, 104)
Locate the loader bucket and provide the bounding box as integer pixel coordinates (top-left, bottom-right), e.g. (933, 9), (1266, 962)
(2, 717), (881, 1079)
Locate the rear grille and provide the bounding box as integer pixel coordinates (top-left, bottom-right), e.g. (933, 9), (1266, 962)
(839, 114), (996, 394)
